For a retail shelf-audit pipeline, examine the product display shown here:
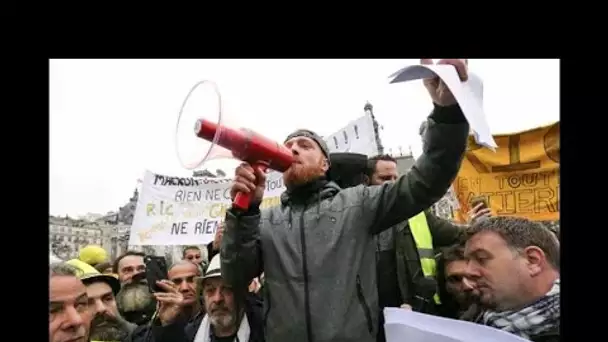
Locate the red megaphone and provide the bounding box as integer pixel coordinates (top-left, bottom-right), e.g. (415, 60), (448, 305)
(175, 80), (293, 211)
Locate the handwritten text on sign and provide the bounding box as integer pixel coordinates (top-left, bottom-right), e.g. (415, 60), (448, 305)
(452, 122), (559, 222)
(129, 171), (285, 246)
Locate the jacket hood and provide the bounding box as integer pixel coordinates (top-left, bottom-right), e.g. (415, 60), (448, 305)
(280, 179), (341, 206)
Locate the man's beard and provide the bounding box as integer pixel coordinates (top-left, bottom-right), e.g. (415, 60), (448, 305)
(117, 282), (154, 312)
(89, 312), (129, 341)
(208, 304), (236, 331)
(283, 160), (325, 190)
(116, 281), (157, 325)
(457, 291), (479, 308)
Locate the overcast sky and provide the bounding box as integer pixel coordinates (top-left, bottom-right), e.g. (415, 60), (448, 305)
(49, 59), (559, 217)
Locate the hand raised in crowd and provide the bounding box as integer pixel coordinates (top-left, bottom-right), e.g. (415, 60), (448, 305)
(467, 202), (492, 224)
(420, 58), (468, 107)
(212, 223), (224, 251)
(230, 163), (267, 206)
(153, 280), (185, 326)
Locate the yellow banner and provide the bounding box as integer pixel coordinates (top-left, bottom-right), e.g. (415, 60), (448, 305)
(452, 122), (559, 223)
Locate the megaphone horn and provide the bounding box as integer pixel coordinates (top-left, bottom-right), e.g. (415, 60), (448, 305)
(175, 80), (294, 211)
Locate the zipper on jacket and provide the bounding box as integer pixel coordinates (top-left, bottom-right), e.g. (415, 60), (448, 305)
(299, 204), (314, 342)
(263, 282), (272, 337)
(356, 274), (374, 334)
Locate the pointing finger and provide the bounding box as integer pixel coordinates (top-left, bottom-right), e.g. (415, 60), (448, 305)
(437, 59), (468, 82)
(154, 293), (182, 304)
(156, 280), (177, 293)
(154, 292), (175, 299)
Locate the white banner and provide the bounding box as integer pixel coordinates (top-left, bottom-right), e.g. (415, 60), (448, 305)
(129, 113), (379, 246)
(326, 114), (379, 156)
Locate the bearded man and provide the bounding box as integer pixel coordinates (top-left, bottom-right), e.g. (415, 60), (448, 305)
(115, 272), (158, 326)
(65, 258), (137, 341)
(82, 270), (135, 341)
(149, 254), (264, 342)
(220, 58), (472, 342)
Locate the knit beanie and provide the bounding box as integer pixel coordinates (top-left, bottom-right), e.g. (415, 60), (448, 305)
(284, 129), (331, 167)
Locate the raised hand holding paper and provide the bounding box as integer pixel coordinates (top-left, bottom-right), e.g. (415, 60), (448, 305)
(389, 59), (497, 150)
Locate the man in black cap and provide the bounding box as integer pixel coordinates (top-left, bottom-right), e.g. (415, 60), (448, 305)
(67, 258), (137, 341)
(221, 58), (471, 342)
(82, 270), (136, 341)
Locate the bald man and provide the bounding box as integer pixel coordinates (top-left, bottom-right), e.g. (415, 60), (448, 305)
(168, 261), (201, 322)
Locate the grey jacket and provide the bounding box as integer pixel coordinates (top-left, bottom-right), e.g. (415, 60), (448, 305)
(221, 104), (470, 342)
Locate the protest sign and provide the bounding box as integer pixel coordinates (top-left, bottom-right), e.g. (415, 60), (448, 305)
(129, 113), (379, 246)
(128, 171), (285, 246)
(325, 113), (379, 155)
(452, 122), (559, 223)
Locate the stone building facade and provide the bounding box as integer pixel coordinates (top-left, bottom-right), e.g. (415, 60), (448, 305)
(49, 216), (108, 260)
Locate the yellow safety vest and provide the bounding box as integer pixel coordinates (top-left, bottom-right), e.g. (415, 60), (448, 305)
(408, 212), (441, 304)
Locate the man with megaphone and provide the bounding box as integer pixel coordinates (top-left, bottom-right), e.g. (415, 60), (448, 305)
(221, 59), (470, 342)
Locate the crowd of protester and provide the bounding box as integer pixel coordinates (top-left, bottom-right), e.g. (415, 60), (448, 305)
(50, 210), (559, 342)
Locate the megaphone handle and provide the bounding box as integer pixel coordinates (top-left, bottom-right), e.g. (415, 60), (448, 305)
(233, 163), (269, 211)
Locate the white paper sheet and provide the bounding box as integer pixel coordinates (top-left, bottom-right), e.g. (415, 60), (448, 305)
(389, 64), (497, 150)
(384, 308), (529, 342)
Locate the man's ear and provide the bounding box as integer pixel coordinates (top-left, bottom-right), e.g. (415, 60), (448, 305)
(320, 158), (330, 173)
(523, 246), (546, 277)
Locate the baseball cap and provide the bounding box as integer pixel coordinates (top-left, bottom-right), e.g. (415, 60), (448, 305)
(66, 258), (121, 295)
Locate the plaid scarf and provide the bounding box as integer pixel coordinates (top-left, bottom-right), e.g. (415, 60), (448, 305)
(482, 279), (560, 340)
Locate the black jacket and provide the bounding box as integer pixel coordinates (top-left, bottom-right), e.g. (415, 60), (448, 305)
(207, 242), (219, 265)
(530, 328), (559, 342)
(376, 211), (463, 342)
(124, 322), (185, 342)
(376, 211), (463, 312)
